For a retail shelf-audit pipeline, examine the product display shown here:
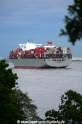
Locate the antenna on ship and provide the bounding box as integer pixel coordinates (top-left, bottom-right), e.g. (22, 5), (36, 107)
(28, 39), (33, 43)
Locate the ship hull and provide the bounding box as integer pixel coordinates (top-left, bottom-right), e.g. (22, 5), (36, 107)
(10, 57), (72, 68)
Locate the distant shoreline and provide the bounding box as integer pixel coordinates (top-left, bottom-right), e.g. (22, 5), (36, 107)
(72, 60), (82, 61)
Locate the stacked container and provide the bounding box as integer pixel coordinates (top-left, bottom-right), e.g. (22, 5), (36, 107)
(41, 48), (44, 58)
(34, 48), (41, 58)
(34, 48), (38, 58)
(28, 50), (31, 58)
(21, 51), (25, 58)
(9, 41), (71, 59)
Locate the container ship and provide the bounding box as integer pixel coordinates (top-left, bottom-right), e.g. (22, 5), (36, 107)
(9, 40), (72, 68)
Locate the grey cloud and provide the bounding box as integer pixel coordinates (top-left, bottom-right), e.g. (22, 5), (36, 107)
(0, 0), (73, 27)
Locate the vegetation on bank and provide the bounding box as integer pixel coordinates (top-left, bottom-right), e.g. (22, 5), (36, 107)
(60, 0), (82, 45)
(0, 60), (40, 124)
(45, 90), (82, 123)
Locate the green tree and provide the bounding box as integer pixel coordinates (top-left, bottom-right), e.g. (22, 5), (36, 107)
(12, 88), (40, 121)
(45, 90), (82, 124)
(60, 0), (82, 45)
(0, 59), (19, 124)
(0, 60), (40, 124)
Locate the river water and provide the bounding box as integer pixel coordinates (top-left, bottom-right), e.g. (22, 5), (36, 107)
(9, 61), (82, 119)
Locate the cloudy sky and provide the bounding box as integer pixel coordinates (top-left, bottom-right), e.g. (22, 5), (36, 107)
(0, 0), (82, 58)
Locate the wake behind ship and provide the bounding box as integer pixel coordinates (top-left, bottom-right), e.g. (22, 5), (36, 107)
(9, 40), (72, 68)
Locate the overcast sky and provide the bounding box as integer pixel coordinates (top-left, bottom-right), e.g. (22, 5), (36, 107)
(0, 0), (82, 58)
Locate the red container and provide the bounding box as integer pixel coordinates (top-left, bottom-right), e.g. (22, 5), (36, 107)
(21, 54), (24, 58)
(47, 41), (52, 45)
(41, 49), (44, 53)
(34, 49), (38, 53)
(25, 50), (28, 54)
(16, 50), (18, 54)
(38, 54), (40, 58)
(29, 54), (32, 58)
(15, 54), (19, 58)
(10, 51), (12, 54)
